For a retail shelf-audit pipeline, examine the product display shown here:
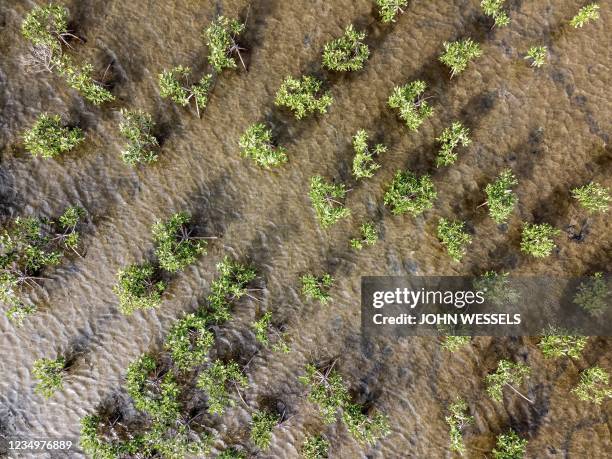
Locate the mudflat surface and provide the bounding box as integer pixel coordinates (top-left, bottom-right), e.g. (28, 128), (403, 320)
(0, 0), (610, 458)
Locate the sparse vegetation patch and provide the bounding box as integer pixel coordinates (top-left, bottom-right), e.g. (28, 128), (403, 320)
(322, 25), (369, 71)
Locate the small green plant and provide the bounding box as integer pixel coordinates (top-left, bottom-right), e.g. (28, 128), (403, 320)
(322, 25), (369, 71)
(375, 0), (409, 23)
(571, 366), (612, 404)
(437, 218), (472, 262)
(383, 170), (436, 216)
(440, 39), (482, 77)
(118, 109), (159, 166)
(538, 327), (587, 359)
(113, 263), (166, 314)
(485, 360), (533, 404)
(152, 212), (206, 273)
(21, 4), (71, 52)
(525, 46), (547, 67)
(23, 113), (84, 158)
(520, 223), (560, 258)
(572, 182), (610, 213)
(239, 123), (288, 168)
(484, 170), (518, 224)
(207, 256), (257, 323)
(299, 363), (350, 423)
(32, 357), (66, 398)
(341, 403), (391, 446)
(473, 271), (519, 305)
(218, 448), (247, 459)
(250, 410), (279, 450)
(55, 56), (115, 105)
(352, 130), (387, 179)
(275, 75), (333, 119)
(441, 335), (471, 352)
(387, 80), (433, 131)
(159, 66), (213, 117)
(302, 435), (330, 459)
(436, 122), (471, 167)
(445, 398), (474, 454)
(492, 430), (528, 459)
(481, 0), (510, 27)
(197, 359), (248, 415)
(251, 311), (291, 353)
(574, 272), (609, 316)
(570, 3), (600, 28)
(164, 313), (214, 370)
(350, 222), (378, 250)
(309, 176), (351, 228)
(204, 16), (246, 72)
(301, 273), (334, 304)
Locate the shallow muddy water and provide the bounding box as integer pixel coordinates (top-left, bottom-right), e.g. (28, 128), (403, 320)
(0, 0), (611, 457)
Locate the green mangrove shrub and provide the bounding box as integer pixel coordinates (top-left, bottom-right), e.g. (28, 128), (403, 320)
(436, 122), (471, 167)
(481, 0), (510, 27)
(485, 360), (532, 404)
(440, 39), (482, 77)
(204, 16), (246, 72)
(342, 402), (391, 446)
(23, 113), (84, 158)
(113, 263), (166, 314)
(437, 218), (472, 262)
(118, 109), (159, 166)
(239, 123), (288, 168)
(571, 366), (612, 404)
(218, 448), (247, 459)
(492, 430), (528, 459)
(473, 271), (519, 305)
(570, 3), (600, 28)
(384, 170), (436, 216)
(375, 0), (409, 23)
(32, 357), (66, 398)
(152, 212), (206, 273)
(350, 222), (378, 250)
(301, 273), (334, 304)
(159, 66), (213, 117)
(21, 4), (71, 52)
(302, 435), (330, 459)
(388, 80), (433, 131)
(309, 175), (351, 228)
(484, 170), (518, 224)
(250, 410), (279, 450)
(207, 256), (257, 323)
(445, 398), (474, 455)
(520, 223), (560, 258)
(441, 335), (471, 352)
(251, 311), (291, 353)
(322, 25), (369, 71)
(574, 272), (609, 316)
(572, 182), (610, 213)
(55, 57), (114, 104)
(525, 46), (547, 68)
(352, 130), (387, 179)
(538, 327), (587, 359)
(164, 313), (214, 370)
(197, 359), (248, 415)
(299, 363), (350, 424)
(275, 75), (333, 119)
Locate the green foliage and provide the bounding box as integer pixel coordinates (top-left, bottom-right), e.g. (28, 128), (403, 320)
(141, 423), (212, 459)
(197, 359), (248, 415)
(204, 16), (245, 72)
(525, 46), (547, 67)
(352, 130), (387, 179)
(164, 313), (214, 370)
(32, 357), (65, 398)
(473, 271), (519, 306)
(481, 0), (510, 27)
(207, 256), (257, 323)
(301, 273), (334, 304)
(275, 75), (333, 119)
(299, 363), (351, 424)
(570, 3), (600, 28)
(118, 109), (159, 166)
(437, 218), (472, 262)
(538, 327), (587, 359)
(520, 223), (560, 258)
(302, 434), (330, 459)
(574, 272), (609, 316)
(21, 4), (69, 52)
(441, 336), (471, 352)
(159, 66), (213, 116)
(322, 25), (369, 71)
(376, 0), (409, 23)
(23, 113), (83, 158)
(251, 311), (291, 353)
(484, 170), (518, 224)
(439, 39), (482, 77)
(485, 360), (531, 403)
(55, 56), (115, 105)
(218, 448), (247, 459)
(571, 366), (612, 404)
(152, 212), (206, 273)
(113, 263), (166, 314)
(80, 415), (131, 459)
(445, 398), (474, 454)
(436, 122), (471, 167)
(350, 222), (378, 250)
(572, 182), (610, 213)
(239, 123), (288, 168)
(383, 170), (436, 216)
(492, 430), (528, 459)
(341, 403), (391, 446)
(250, 410), (279, 450)
(387, 80), (433, 131)
(309, 175), (351, 228)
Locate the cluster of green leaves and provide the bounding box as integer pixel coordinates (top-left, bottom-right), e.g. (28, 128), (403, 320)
(275, 75), (333, 119)
(113, 263), (166, 314)
(473, 271), (519, 306)
(204, 16), (245, 72)
(570, 3), (600, 28)
(574, 272), (609, 316)
(485, 360), (531, 403)
(520, 223), (560, 258)
(441, 335), (471, 352)
(387, 80), (433, 131)
(32, 357), (65, 398)
(572, 182), (610, 213)
(525, 46), (547, 68)
(80, 415), (136, 459)
(302, 434), (330, 459)
(492, 430), (528, 459)
(218, 448), (247, 459)
(439, 39), (482, 77)
(437, 218), (472, 262)
(301, 273), (334, 303)
(352, 130), (387, 179)
(251, 311), (291, 353)
(538, 327), (587, 359)
(572, 366), (612, 404)
(436, 122), (471, 167)
(342, 402), (391, 447)
(481, 0), (510, 27)
(239, 123), (288, 168)
(250, 410), (279, 450)
(159, 66), (213, 116)
(484, 170), (518, 224)
(309, 175), (351, 228)
(384, 170), (437, 216)
(207, 256), (257, 323)
(322, 25), (369, 71)
(445, 398), (474, 454)
(55, 56), (115, 104)
(23, 113), (84, 158)
(118, 109), (159, 166)
(197, 359), (248, 415)
(152, 212), (206, 273)
(350, 222), (378, 250)
(376, 0), (409, 23)
(163, 313), (214, 370)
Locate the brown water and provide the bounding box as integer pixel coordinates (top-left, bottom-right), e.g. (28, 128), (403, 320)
(0, 0), (611, 458)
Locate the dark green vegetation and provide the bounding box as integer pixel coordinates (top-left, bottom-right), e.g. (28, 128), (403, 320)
(197, 359), (248, 415)
(118, 109), (160, 166)
(352, 130), (387, 179)
(322, 25), (369, 72)
(350, 222), (378, 250)
(249, 410), (279, 451)
(439, 39), (482, 77)
(538, 327), (587, 359)
(485, 360), (532, 404)
(437, 218), (472, 262)
(206, 257), (257, 323)
(301, 273), (334, 303)
(484, 170), (518, 224)
(571, 366), (612, 404)
(275, 75), (334, 119)
(387, 80), (433, 131)
(492, 430), (528, 459)
(163, 312), (213, 370)
(159, 66), (213, 117)
(435, 122), (470, 167)
(520, 223), (560, 258)
(473, 271), (519, 305)
(301, 434), (330, 459)
(383, 170), (436, 216)
(23, 113), (84, 158)
(251, 311), (291, 353)
(445, 398), (473, 454)
(113, 263), (166, 314)
(375, 0), (409, 23)
(152, 212), (206, 273)
(573, 272), (609, 316)
(32, 357), (66, 398)
(239, 123), (288, 168)
(309, 175), (351, 227)
(571, 182), (610, 213)
(204, 16), (246, 72)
